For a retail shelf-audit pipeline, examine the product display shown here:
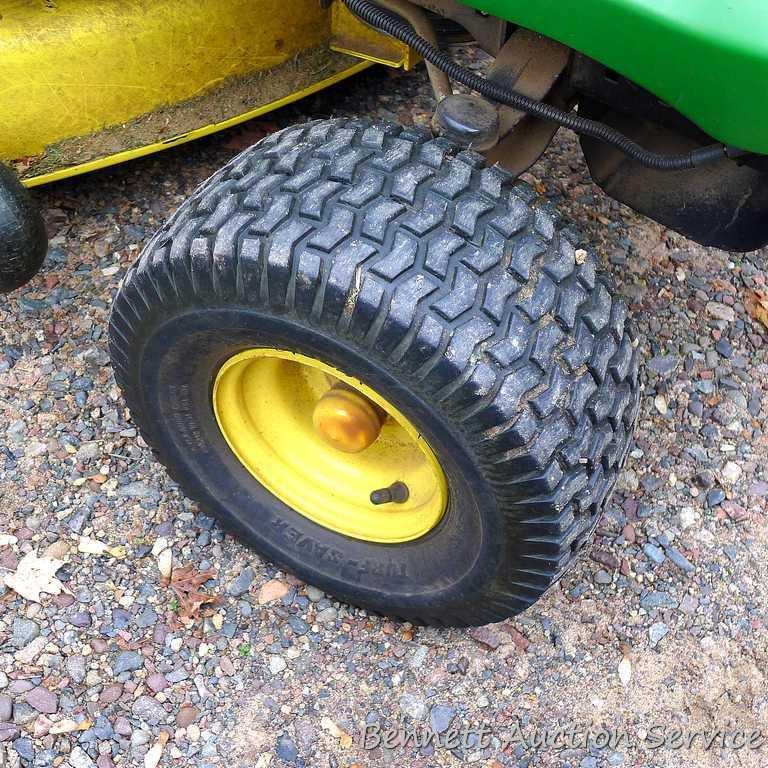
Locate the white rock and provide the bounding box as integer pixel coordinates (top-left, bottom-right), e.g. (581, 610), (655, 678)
(25, 441), (48, 458)
(721, 461), (742, 484)
(618, 469), (639, 493)
(706, 302), (735, 323)
(679, 507), (698, 530)
(399, 692), (427, 720)
(68, 746), (95, 768)
(15, 636), (48, 664)
(268, 655), (287, 675)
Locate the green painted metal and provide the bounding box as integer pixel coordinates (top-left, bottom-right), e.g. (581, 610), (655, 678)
(461, 0), (768, 154)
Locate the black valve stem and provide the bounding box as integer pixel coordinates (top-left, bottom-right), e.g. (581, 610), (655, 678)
(370, 481), (410, 505)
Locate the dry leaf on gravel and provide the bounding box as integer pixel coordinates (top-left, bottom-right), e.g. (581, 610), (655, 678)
(321, 717), (353, 748)
(144, 730), (169, 768)
(49, 718), (93, 735)
(77, 536), (126, 559)
(152, 536), (170, 556)
(618, 656), (632, 686)
(4, 550), (70, 602)
(44, 540), (70, 559)
(168, 564), (219, 620)
(156, 548), (173, 584)
(745, 288), (768, 330)
(618, 642), (632, 686)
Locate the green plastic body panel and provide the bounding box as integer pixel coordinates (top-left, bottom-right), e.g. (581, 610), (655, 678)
(462, 0), (768, 154)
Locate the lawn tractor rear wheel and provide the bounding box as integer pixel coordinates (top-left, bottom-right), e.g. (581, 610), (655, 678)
(108, 119), (640, 626)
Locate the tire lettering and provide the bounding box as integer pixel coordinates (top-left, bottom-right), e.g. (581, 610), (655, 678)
(271, 519), (407, 578)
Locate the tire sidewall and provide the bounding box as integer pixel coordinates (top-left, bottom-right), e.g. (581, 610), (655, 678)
(137, 306), (505, 618)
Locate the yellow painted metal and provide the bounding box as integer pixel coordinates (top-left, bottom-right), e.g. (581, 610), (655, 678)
(0, 0), (329, 161)
(21, 60), (373, 188)
(331, 2), (417, 69)
(212, 349), (447, 544)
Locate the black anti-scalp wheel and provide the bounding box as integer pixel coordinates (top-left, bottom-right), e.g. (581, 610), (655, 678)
(108, 119), (640, 626)
(0, 164), (47, 293)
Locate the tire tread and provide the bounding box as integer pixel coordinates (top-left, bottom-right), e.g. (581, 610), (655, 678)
(109, 118), (640, 626)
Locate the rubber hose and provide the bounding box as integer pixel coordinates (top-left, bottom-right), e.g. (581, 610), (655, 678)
(344, 0), (730, 171)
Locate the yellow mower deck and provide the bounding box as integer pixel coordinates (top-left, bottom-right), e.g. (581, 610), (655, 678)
(0, 0), (411, 187)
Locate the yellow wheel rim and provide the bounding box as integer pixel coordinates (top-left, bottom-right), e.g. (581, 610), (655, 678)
(212, 349), (448, 543)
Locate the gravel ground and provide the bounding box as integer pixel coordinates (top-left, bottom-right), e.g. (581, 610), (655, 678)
(1, 52), (767, 768)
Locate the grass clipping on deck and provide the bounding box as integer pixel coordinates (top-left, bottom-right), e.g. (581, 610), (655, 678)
(18, 48), (356, 179)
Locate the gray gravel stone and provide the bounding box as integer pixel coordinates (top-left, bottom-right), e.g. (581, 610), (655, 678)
(11, 702), (35, 726)
(276, 734), (298, 763)
(647, 356), (679, 376)
(112, 650), (143, 674)
(316, 607), (337, 624)
(643, 543), (666, 565)
(11, 618), (40, 649)
(25, 686), (57, 714)
(132, 695), (167, 726)
(0, 696), (11, 723)
(227, 567), (254, 597)
(306, 586), (324, 602)
(93, 715), (114, 740)
(715, 338), (733, 358)
(665, 546), (695, 574)
(649, 623), (669, 647)
(66, 654), (87, 684)
(679, 594), (699, 615)
(134, 607), (157, 628)
(13, 737), (33, 761)
(68, 611), (92, 628)
(117, 481), (154, 499)
(640, 591), (678, 610)
(131, 729), (152, 748)
(429, 704), (456, 734)
(69, 746), (96, 768)
(0, 722), (19, 743)
(165, 668), (189, 683)
(707, 488), (726, 507)
(287, 616), (309, 635)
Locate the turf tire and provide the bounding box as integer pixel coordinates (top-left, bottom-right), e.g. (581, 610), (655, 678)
(108, 118), (641, 626)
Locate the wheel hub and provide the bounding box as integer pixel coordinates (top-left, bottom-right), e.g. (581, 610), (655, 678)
(312, 382), (385, 454)
(212, 348), (447, 543)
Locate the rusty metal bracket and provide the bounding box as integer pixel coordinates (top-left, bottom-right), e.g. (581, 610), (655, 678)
(483, 29), (572, 175)
(409, 0), (507, 55)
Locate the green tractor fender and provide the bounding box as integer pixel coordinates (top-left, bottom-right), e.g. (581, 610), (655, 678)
(463, 0), (768, 154)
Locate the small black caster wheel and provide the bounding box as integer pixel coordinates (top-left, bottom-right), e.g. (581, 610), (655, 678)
(0, 164), (47, 293)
